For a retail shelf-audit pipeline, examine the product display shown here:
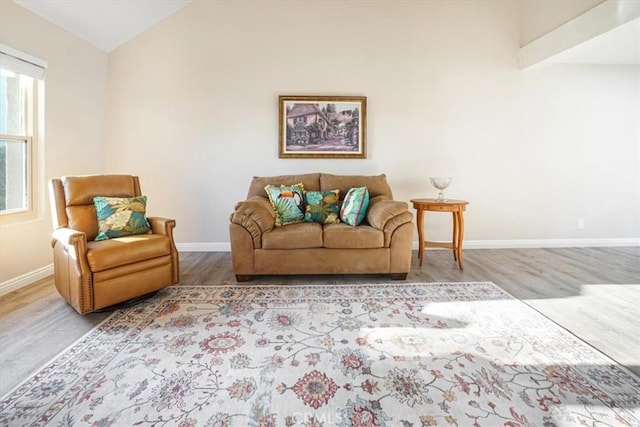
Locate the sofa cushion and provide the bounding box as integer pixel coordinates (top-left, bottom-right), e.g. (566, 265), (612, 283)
(340, 186), (369, 226)
(323, 223), (384, 248)
(320, 173), (393, 199)
(248, 173), (320, 199)
(63, 175), (138, 205)
(265, 183), (306, 226)
(93, 195), (151, 241)
(86, 234), (172, 272)
(262, 222), (323, 249)
(304, 189), (340, 224)
(61, 174), (140, 240)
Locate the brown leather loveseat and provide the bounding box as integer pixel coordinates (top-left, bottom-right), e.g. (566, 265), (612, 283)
(229, 173), (413, 281)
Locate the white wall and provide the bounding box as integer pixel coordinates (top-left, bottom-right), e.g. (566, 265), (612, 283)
(107, 0), (639, 248)
(0, 1), (108, 285)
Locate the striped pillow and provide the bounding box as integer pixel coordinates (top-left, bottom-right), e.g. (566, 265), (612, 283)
(340, 186), (369, 226)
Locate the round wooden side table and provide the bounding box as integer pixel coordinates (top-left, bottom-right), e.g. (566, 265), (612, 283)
(410, 198), (469, 270)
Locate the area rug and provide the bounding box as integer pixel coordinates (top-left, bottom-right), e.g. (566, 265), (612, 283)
(1, 283), (639, 427)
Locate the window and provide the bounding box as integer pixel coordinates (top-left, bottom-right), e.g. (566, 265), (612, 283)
(0, 45), (45, 221)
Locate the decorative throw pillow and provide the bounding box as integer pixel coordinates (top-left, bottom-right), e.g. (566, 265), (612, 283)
(340, 186), (370, 226)
(265, 183), (305, 226)
(304, 189), (340, 224)
(93, 196), (151, 241)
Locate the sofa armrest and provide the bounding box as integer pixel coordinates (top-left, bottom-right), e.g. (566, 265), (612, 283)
(230, 197), (275, 248)
(366, 199), (414, 247)
(367, 199), (409, 229)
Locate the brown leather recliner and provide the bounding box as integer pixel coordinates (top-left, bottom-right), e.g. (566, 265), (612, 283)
(49, 174), (179, 314)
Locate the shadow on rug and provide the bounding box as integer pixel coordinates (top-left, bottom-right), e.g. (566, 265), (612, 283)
(1, 282), (639, 426)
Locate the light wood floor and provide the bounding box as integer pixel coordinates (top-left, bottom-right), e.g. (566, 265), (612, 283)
(1, 247), (638, 396)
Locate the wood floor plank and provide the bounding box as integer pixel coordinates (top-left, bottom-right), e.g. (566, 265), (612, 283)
(1, 247), (638, 396)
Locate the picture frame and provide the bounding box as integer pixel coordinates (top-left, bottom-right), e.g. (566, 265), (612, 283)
(279, 95), (367, 159)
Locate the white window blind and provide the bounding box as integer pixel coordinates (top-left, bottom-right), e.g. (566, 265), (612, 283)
(0, 44), (47, 80)
(0, 44), (45, 220)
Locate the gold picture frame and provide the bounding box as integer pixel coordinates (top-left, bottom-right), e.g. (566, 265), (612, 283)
(279, 95), (367, 159)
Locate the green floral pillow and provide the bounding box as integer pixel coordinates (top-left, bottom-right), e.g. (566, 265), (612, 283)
(340, 186), (370, 226)
(265, 183), (305, 227)
(304, 189), (340, 224)
(93, 196), (151, 241)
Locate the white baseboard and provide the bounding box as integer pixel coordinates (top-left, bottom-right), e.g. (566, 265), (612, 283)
(176, 238), (639, 252)
(0, 264), (53, 297)
(460, 238), (640, 249)
(177, 242), (231, 252)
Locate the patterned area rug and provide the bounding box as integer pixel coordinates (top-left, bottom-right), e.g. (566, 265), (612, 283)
(1, 282), (639, 427)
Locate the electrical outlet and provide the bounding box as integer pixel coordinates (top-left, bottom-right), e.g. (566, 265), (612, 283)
(577, 218), (585, 230)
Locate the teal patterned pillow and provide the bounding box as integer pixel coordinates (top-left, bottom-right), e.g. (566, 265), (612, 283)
(304, 189), (340, 224)
(93, 196), (151, 241)
(340, 186), (369, 226)
(265, 183), (305, 227)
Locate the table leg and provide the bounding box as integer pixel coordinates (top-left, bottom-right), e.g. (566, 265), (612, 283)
(457, 211), (465, 270)
(416, 208), (425, 266)
(451, 212), (458, 261)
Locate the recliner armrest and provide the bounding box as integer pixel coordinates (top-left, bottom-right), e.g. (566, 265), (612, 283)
(51, 228), (90, 276)
(51, 227), (87, 248)
(148, 216), (176, 236)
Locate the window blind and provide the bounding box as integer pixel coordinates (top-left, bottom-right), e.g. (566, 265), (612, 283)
(0, 44), (47, 80)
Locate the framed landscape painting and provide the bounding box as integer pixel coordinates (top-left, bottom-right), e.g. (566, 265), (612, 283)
(279, 95), (367, 159)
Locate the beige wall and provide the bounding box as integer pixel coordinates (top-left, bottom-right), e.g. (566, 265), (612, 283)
(108, 0), (639, 248)
(1, 0), (638, 286)
(0, 1), (108, 284)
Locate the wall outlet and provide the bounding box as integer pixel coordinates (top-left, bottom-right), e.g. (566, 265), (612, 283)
(577, 218), (585, 230)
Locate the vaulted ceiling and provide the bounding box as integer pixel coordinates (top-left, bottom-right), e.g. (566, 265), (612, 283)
(11, 0), (640, 66)
(13, 0), (193, 52)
